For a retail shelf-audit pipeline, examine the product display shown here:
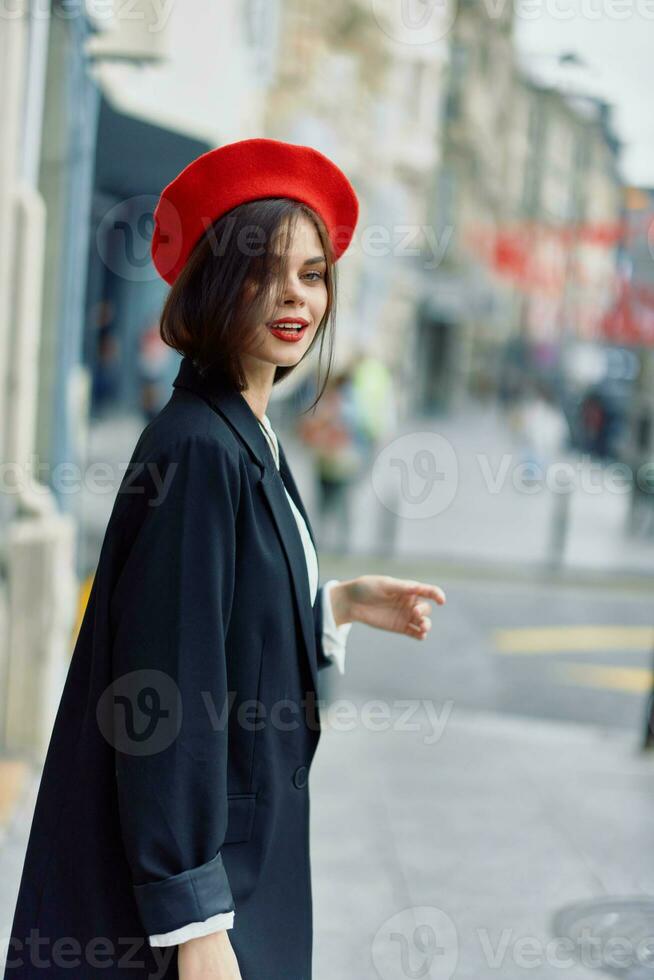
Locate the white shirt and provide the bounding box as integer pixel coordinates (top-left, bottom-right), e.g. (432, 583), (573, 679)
(148, 413), (353, 947)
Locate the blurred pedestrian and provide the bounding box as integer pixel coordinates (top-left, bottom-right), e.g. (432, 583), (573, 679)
(512, 379), (569, 481)
(623, 400), (654, 537)
(89, 298), (120, 418)
(349, 348), (399, 473)
(137, 318), (175, 423)
(350, 350), (401, 553)
(579, 384), (624, 461)
(296, 369), (363, 553)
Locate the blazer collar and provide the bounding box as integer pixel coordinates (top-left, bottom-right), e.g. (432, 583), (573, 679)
(172, 355), (274, 471)
(171, 355), (321, 694)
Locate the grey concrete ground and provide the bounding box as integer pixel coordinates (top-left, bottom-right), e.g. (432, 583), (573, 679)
(277, 397), (654, 579)
(311, 703), (654, 980)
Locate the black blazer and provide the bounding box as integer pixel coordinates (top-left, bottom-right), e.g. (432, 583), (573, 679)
(4, 355), (335, 980)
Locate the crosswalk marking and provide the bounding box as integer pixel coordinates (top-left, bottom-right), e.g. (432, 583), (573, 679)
(493, 625), (654, 654)
(553, 663), (652, 693)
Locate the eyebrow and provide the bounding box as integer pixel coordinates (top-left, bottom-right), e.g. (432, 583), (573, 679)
(303, 256), (326, 265)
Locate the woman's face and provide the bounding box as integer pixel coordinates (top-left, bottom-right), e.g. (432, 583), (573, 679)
(242, 213), (328, 371)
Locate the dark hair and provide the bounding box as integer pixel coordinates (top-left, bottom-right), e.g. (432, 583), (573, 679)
(159, 197), (338, 413)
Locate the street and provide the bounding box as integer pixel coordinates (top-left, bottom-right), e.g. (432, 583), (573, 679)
(320, 568), (653, 734)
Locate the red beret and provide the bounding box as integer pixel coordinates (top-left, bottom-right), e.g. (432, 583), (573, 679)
(151, 137), (360, 285)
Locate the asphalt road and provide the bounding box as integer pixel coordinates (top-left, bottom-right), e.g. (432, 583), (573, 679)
(318, 567), (654, 736)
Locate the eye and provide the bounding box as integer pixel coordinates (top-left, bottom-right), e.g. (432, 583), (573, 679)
(303, 271), (325, 282)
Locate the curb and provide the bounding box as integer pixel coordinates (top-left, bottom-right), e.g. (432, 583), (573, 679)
(318, 550), (654, 594)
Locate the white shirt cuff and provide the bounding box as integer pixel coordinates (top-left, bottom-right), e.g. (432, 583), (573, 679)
(148, 909), (235, 947)
(321, 579), (353, 676)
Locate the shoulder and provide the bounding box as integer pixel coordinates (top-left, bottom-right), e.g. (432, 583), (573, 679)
(112, 393), (245, 527)
(131, 388), (242, 471)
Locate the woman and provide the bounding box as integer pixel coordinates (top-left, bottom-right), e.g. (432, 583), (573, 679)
(4, 139), (446, 980)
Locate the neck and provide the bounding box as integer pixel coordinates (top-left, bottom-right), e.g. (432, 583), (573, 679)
(239, 360), (276, 422)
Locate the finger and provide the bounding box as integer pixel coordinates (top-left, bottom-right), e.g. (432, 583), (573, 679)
(407, 617), (431, 637)
(409, 608), (429, 631)
(406, 621), (424, 638)
(400, 581), (446, 604)
(410, 615), (431, 633)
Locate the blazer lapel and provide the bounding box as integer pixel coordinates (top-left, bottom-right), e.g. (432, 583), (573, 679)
(172, 356), (320, 694)
(276, 440), (319, 556)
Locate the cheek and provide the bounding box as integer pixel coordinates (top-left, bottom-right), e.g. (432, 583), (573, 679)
(313, 284), (328, 318)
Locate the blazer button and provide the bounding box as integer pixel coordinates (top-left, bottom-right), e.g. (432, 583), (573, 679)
(292, 765), (308, 789)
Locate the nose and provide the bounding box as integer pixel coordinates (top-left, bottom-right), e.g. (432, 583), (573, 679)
(282, 272), (306, 307)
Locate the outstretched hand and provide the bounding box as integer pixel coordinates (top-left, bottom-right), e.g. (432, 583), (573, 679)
(345, 575), (446, 640)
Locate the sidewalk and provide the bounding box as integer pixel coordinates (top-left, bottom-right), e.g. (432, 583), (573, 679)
(0, 757), (39, 940)
(0, 760), (31, 848)
(0, 582), (33, 872)
(276, 398), (654, 580)
(2, 706), (652, 980)
(311, 703), (654, 980)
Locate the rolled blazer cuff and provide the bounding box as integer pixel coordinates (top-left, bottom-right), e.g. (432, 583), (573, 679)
(133, 851), (235, 938)
(148, 909), (235, 947)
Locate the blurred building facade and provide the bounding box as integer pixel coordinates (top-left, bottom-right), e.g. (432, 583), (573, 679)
(413, 0), (516, 414)
(503, 84), (622, 358)
(601, 186), (654, 502)
(0, 0), (281, 757)
(264, 0), (447, 417)
(413, 0), (623, 415)
(0, 0), (80, 760)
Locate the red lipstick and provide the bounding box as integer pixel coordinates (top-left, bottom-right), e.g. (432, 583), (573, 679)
(267, 317), (310, 343)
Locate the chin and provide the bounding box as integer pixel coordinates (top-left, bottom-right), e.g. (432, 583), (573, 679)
(267, 339), (311, 363)
(273, 351), (306, 368)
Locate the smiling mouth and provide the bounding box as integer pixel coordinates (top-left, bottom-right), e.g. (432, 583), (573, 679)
(267, 322), (309, 342)
(268, 323), (306, 332)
